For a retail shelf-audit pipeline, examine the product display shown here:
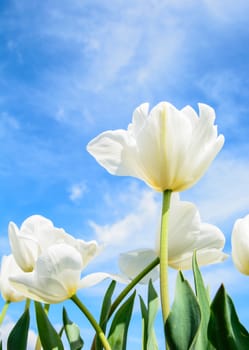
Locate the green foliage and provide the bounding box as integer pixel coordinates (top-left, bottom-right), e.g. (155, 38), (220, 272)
(192, 252), (215, 350)
(208, 284), (249, 350)
(7, 308), (30, 350)
(35, 302), (64, 350)
(139, 279), (159, 350)
(96, 281), (116, 350)
(62, 307), (84, 350)
(108, 291), (136, 350)
(165, 271), (201, 350)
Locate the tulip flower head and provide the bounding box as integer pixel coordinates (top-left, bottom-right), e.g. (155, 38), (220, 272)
(119, 194), (228, 282)
(9, 242), (126, 304)
(0, 255), (25, 302)
(8, 215), (99, 272)
(232, 214), (249, 275)
(87, 102), (224, 192)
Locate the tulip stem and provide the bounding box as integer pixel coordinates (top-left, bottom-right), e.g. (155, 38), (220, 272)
(24, 298), (31, 311)
(71, 294), (112, 350)
(159, 190), (172, 326)
(110, 256), (160, 318)
(0, 301), (10, 326)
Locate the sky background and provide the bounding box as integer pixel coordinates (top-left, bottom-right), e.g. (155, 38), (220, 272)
(0, 0), (249, 348)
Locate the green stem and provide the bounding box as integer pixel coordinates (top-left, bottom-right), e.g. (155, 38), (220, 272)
(110, 257), (159, 318)
(159, 190), (172, 324)
(0, 301), (10, 326)
(71, 294), (112, 350)
(24, 298), (31, 311)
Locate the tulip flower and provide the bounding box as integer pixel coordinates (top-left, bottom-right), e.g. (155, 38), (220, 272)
(8, 215), (99, 272)
(87, 102), (224, 192)
(9, 243), (125, 304)
(0, 255), (25, 302)
(118, 194), (228, 282)
(231, 214), (249, 275)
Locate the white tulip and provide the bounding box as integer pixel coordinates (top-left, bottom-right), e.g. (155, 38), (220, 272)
(119, 195), (228, 281)
(9, 243), (124, 304)
(0, 255), (25, 302)
(232, 214), (249, 275)
(8, 215), (99, 272)
(87, 102), (224, 192)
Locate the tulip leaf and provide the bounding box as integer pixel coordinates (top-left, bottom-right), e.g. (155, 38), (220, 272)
(108, 291), (136, 350)
(96, 280), (116, 350)
(7, 308), (30, 350)
(63, 307), (84, 350)
(165, 271), (201, 350)
(139, 296), (148, 350)
(139, 280), (159, 350)
(35, 302), (64, 350)
(192, 252), (215, 350)
(208, 284), (249, 350)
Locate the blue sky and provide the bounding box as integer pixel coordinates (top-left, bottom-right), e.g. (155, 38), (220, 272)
(0, 0), (249, 348)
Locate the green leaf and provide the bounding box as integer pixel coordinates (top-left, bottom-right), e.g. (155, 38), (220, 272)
(108, 291), (136, 350)
(7, 309), (30, 350)
(165, 271), (201, 350)
(147, 280), (159, 350)
(35, 302), (64, 350)
(208, 284), (249, 350)
(139, 296), (148, 350)
(192, 252), (215, 350)
(96, 281), (116, 350)
(139, 280), (159, 350)
(63, 307), (84, 350)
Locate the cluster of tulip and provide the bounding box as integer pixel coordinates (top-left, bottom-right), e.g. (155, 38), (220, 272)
(0, 101), (248, 349)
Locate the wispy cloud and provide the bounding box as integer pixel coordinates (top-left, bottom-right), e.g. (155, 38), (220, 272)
(69, 182), (87, 202)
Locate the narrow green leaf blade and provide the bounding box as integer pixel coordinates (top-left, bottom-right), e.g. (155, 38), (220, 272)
(192, 252), (214, 350)
(63, 307), (84, 350)
(7, 309), (30, 350)
(165, 271), (201, 350)
(208, 284), (249, 350)
(35, 302), (64, 350)
(139, 295), (148, 350)
(108, 291), (136, 350)
(147, 280), (159, 350)
(96, 281), (116, 350)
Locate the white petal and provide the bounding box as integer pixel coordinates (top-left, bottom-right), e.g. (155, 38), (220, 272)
(169, 249), (228, 270)
(232, 215), (249, 275)
(8, 222), (40, 272)
(169, 222), (227, 270)
(79, 272), (128, 289)
(118, 249), (159, 284)
(87, 129), (143, 178)
(165, 198), (200, 257)
(0, 255), (25, 302)
(176, 104), (224, 191)
(10, 244), (83, 303)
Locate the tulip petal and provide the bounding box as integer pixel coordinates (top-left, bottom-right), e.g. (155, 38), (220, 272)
(118, 249), (159, 284)
(169, 223), (227, 270)
(79, 272), (128, 289)
(232, 215), (249, 275)
(10, 244), (83, 303)
(0, 255), (25, 302)
(8, 222), (40, 272)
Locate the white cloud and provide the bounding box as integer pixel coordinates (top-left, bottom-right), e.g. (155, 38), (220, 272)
(69, 182), (87, 202)
(89, 186), (160, 263)
(185, 152), (249, 227)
